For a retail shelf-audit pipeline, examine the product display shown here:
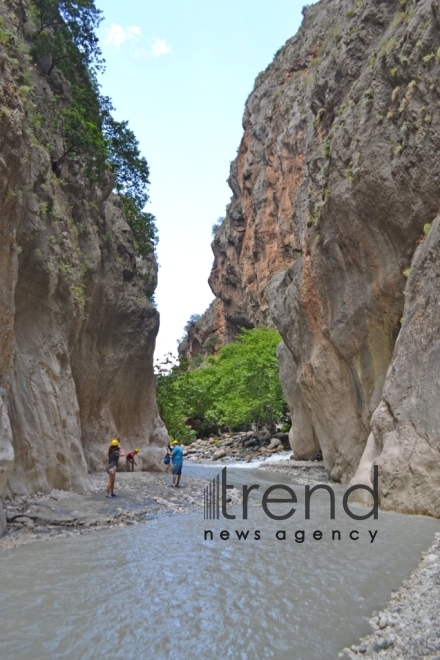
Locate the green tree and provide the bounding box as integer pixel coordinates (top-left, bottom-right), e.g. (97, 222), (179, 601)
(119, 196), (158, 257)
(203, 327), (285, 428)
(155, 327), (287, 441)
(154, 354), (198, 443)
(103, 112), (158, 255)
(30, 0), (104, 75)
(56, 81), (107, 176)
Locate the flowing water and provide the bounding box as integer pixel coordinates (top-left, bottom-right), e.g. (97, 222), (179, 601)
(0, 466), (438, 660)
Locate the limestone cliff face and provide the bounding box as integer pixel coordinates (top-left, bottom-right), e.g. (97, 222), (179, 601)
(188, 0), (440, 514)
(0, 0), (167, 502)
(352, 216), (440, 517)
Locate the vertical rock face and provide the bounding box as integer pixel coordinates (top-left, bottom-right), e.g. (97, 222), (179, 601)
(187, 0), (440, 512)
(0, 0), (30, 499)
(0, 0), (167, 501)
(354, 217), (440, 517)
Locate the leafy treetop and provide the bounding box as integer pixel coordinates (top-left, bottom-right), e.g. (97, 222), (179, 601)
(31, 0), (104, 75)
(155, 327), (287, 442)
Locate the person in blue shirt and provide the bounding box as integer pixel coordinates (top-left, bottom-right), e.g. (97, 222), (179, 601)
(168, 439), (183, 487)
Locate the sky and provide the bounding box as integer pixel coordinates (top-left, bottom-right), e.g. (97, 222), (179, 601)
(95, 0), (306, 359)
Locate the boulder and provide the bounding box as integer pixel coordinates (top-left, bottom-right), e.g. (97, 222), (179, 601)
(212, 449), (226, 460)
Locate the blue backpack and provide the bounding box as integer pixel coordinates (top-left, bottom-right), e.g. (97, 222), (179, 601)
(163, 454), (170, 465)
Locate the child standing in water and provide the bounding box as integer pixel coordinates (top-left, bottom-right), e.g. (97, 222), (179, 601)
(106, 439), (125, 498)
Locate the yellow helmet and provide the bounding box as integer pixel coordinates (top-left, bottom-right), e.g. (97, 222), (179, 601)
(134, 448), (140, 453)
(172, 440), (179, 445)
(110, 439), (119, 447)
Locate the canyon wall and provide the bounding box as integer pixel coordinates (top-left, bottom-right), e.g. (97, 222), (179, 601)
(0, 0), (167, 506)
(187, 0), (440, 515)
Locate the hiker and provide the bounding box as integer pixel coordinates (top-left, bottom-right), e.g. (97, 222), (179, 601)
(106, 439), (125, 498)
(168, 439), (183, 487)
(126, 448), (139, 472)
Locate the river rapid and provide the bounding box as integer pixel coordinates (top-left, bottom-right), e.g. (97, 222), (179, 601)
(0, 465), (438, 660)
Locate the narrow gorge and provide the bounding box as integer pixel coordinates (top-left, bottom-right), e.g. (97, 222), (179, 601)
(1, 1), (440, 657)
(182, 0), (440, 517)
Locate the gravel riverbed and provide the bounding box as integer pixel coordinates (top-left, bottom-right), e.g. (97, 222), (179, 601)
(340, 532), (440, 660)
(0, 471), (206, 551)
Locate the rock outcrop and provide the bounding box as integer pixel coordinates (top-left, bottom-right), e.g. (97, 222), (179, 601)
(178, 299), (228, 362)
(186, 0), (440, 514)
(0, 0), (167, 504)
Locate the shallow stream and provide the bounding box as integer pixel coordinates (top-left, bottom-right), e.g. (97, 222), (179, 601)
(0, 466), (438, 659)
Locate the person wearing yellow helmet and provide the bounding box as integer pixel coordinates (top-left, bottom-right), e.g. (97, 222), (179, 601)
(125, 448), (140, 472)
(105, 439), (125, 498)
(167, 439), (183, 487)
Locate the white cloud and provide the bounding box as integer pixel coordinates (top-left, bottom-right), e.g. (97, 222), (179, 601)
(104, 26), (172, 59)
(104, 23), (142, 48)
(151, 38), (172, 58)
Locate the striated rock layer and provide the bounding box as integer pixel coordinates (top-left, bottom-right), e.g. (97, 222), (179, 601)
(0, 0), (167, 502)
(189, 0), (440, 514)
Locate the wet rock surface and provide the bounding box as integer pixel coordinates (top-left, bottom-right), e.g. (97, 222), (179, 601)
(185, 431), (331, 486)
(0, 472), (206, 551)
(340, 533), (440, 660)
(185, 430), (291, 462)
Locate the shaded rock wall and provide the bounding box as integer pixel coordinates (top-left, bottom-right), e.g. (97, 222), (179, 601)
(0, 0), (167, 501)
(187, 0), (440, 513)
(0, 0), (31, 498)
(351, 217), (440, 516)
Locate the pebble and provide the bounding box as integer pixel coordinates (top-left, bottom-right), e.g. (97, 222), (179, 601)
(378, 614), (388, 629)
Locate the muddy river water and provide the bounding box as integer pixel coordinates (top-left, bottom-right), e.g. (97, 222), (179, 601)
(0, 466), (438, 659)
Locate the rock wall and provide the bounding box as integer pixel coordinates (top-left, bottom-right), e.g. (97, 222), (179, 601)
(178, 299), (228, 362)
(0, 0), (167, 503)
(188, 0), (440, 513)
(352, 217), (440, 517)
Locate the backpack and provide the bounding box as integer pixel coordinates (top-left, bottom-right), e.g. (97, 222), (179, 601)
(163, 454), (170, 465)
